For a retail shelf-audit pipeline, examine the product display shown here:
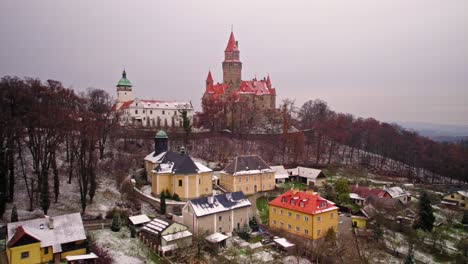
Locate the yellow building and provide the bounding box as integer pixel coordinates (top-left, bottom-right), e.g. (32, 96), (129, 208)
(145, 131), (213, 200)
(351, 209), (369, 228)
(6, 213), (87, 264)
(269, 190), (338, 240)
(219, 155), (275, 195)
(442, 190), (468, 210)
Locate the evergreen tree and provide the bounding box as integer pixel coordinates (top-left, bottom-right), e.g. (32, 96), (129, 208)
(172, 193), (180, 201)
(334, 179), (350, 205)
(414, 192), (435, 232)
(11, 205), (18, 222)
(111, 211), (121, 232)
(249, 217), (259, 232)
(160, 191), (166, 214)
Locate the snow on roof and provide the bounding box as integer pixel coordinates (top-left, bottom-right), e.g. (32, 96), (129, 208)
(295, 167), (324, 179)
(457, 190), (468, 197)
(128, 214), (151, 225)
(144, 151), (166, 163)
(270, 165), (289, 179)
(195, 162), (212, 173)
(65, 253), (99, 261)
(160, 244), (178, 253)
(134, 99), (193, 110)
(7, 213), (86, 251)
(205, 232), (228, 243)
(142, 218), (170, 236)
(384, 186), (409, 198)
(162, 230), (193, 242)
(222, 155), (272, 175)
(273, 238), (295, 248)
(350, 193), (365, 200)
(189, 192), (252, 217)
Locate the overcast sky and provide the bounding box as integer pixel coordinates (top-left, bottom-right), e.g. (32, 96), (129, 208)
(1, 0), (467, 125)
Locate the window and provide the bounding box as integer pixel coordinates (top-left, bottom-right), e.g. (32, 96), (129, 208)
(317, 216), (321, 222)
(296, 214), (300, 220)
(288, 224), (292, 230)
(246, 186), (249, 191)
(44, 247), (49, 254)
(239, 177), (242, 183)
(174, 110), (177, 114)
(150, 110), (153, 114)
(135, 110), (138, 114)
(280, 222), (284, 227)
(299, 201), (304, 207)
(143, 110), (145, 114)
(280, 210), (284, 215)
(178, 180), (182, 186)
(199, 178), (201, 184)
(219, 216), (222, 221)
(273, 208), (276, 214)
(451, 194), (454, 198)
(291, 199), (296, 205)
(281, 197), (287, 203)
(246, 176), (249, 182)
(304, 216), (309, 222)
(273, 220), (277, 225)
(288, 212), (292, 218)
(330, 213), (334, 219)
(317, 230), (321, 236)
(162, 110), (165, 114)
(21, 252), (29, 259)
(304, 229), (309, 235)
(296, 226), (300, 232)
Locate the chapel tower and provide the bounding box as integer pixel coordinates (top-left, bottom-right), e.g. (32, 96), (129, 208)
(222, 31), (242, 90)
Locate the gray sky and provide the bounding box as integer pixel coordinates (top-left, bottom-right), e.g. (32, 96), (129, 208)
(1, 0), (467, 125)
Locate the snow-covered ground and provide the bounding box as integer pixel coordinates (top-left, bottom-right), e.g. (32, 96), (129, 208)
(91, 227), (149, 264)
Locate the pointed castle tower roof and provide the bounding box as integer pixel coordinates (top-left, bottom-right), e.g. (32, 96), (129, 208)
(225, 31), (239, 52)
(206, 70), (213, 83)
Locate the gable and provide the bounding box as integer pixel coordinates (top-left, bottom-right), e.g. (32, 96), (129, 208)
(8, 231), (40, 248)
(161, 223), (188, 236)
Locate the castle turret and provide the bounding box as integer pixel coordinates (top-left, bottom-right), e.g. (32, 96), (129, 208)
(154, 130), (168, 157)
(222, 31), (242, 88)
(116, 69), (134, 103)
(206, 70), (213, 88)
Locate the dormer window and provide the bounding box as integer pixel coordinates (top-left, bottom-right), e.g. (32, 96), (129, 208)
(299, 201), (304, 207)
(281, 197), (287, 203)
(320, 202), (327, 208)
(291, 199), (296, 205)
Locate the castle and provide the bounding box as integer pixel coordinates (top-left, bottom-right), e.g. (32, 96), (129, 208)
(112, 70), (194, 128)
(202, 31), (277, 127)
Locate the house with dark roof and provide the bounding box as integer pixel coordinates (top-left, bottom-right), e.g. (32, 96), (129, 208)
(6, 213), (87, 264)
(219, 155), (275, 195)
(181, 192), (252, 235)
(349, 185), (385, 205)
(144, 131), (213, 200)
(269, 190), (338, 240)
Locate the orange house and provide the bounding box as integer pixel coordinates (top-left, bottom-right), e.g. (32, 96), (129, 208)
(269, 190), (338, 240)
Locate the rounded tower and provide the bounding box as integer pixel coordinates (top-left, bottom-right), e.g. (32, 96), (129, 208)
(116, 69), (134, 103)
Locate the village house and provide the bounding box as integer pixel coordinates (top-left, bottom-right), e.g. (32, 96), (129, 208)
(219, 155), (275, 195)
(270, 165), (290, 184)
(139, 217), (193, 256)
(6, 213), (87, 264)
(349, 185), (385, 206)
(181, 192), (252, 236)
(442, 190), (468, 210)
(144, 130), (213, 200)
(268, 190), (338, 240)
(383, 186), (411, 204)
(286, 167), (327, 187)
(112, 69), (194, 127)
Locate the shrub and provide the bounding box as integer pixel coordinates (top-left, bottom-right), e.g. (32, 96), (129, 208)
(11, 206), (18, 222)
(111, 211), (122, 232)
(172, 193), (180, 201)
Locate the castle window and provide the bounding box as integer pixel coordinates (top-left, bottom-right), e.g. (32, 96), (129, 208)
(273, 220), (277, 225)
(288, 212), (292, 218)
(135, 110), (138, 114)
(246, 176), (249, 182)
(178, 180), (182, 187)
(162, 110), (165, 114)
(219, 216), (222, 221)
(174, 111), (177, 114)
(304, 229), (309, 235)
(150, 110), (153, 114)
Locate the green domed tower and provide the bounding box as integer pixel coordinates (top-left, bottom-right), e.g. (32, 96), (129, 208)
(116, 69), (134, 103)
(154, 130), (168, 156)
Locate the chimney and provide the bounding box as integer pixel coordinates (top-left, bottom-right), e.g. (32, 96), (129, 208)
(207, 196), (214, 205)
(48, 218), (54, 229)
(180, 146), (186, 155)
(226, 193), (232, 201)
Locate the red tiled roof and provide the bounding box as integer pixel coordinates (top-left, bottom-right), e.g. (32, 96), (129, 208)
(225, 31), (239, 52)
(206, 71), (213, 82)
(119, 100), (134, 110)
(206, 83), (227, 95)
(269, 190), (338, 215)
(350, 185), (385, 199)
(266, 75), (272, 88)
(239, 80), (272, 95)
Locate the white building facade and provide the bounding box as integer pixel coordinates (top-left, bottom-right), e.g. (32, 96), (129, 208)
(113, 70), (194, 127)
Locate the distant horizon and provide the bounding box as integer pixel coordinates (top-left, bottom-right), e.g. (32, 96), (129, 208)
(1, 0), (467, 126)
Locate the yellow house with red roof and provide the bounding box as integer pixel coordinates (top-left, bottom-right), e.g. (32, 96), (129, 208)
(268, 190), (338, 240)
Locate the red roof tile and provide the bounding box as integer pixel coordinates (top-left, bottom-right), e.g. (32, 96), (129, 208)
(206, 70), (213, 83)
(225, 31), (239, 52)
(350, 185), (385, 199)
(269, 190), (338, 215)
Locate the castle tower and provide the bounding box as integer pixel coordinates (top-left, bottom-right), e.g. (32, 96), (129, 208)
(222, 31), (242, 89)
(206, 70), (213, 88)
(116, 69), (134, 104)
(154, 130), (168, 157)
